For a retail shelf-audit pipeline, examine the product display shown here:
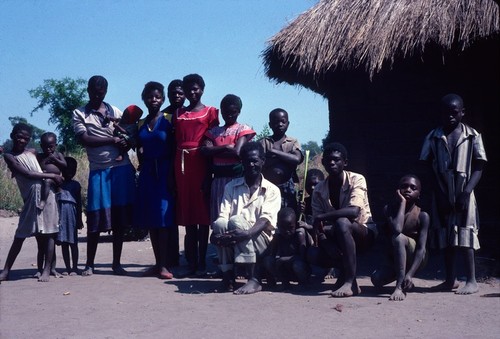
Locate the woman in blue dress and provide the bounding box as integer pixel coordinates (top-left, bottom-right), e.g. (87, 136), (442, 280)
(136, 81), (175, 279)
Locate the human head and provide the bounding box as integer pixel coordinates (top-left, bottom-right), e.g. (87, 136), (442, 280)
(305, 168), (325, 195)
(321, 142), (348, 177)
(240, 141), (265, 180)
(182, 74), (205, 105)
(40, 132), (57, 155)
(87, 75), (108, 106)
(141, 81), (165, 113)
(268, 108), (289, 137)
(440, 93), (464, 130)
(398, 174), (421, 204)
(277, 207), (297, 237)
(10, 123), (33, 152)
(63, 156), (78, 181)
(220, 94), (242, 126)
(122, 105), (144, 124)
(167, 79), (185, 108)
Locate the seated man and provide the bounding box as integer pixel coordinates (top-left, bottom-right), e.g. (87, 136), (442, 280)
(309, 142), (374, 297)
(211, 141), (281, 294)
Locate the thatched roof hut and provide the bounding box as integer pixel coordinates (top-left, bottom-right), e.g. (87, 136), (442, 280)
(263, 0), (499, 252)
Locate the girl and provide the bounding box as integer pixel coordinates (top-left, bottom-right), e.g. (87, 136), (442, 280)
(173, 74), (219, 277)
(202, 94), (255, 222)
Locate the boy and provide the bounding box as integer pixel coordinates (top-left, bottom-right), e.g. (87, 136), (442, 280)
(298, 168), (325, 238)
(263, 207), (310, 290)
(37, 132), (67, 209)
(110, 104), (142, 162)
(311, 142), (373, 297)
(371, 175), (430, 301)
(259, 108), (303, 211)
(420, 93), (487, 294)
(0, 123), (62, 282)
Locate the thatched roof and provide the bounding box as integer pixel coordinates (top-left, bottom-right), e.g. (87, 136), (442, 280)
(263, 0), (499, 89)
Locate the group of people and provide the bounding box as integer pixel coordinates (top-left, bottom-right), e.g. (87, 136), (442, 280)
(0, 74), (487, 300)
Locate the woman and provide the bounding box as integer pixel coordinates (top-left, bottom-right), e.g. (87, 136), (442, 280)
(174, 74), (219, 276)
(136, 81), (175, 279)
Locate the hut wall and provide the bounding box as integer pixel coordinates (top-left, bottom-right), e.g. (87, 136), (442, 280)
(325, 38), (499, 257)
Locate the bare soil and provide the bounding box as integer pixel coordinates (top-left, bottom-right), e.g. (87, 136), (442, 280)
(0, 214), (499, 339)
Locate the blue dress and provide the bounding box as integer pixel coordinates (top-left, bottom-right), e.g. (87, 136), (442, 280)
(135, 114), (175, 228)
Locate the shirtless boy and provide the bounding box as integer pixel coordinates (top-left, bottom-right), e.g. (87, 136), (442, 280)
(420, 93), (487, 294)
(263, 207), (310, 290)
(37, 132), (67, 208)
(371, 175), (430, 301)
(259, 108), (303, 211)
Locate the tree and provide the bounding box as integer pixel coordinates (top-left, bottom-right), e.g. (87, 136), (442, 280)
(302, 140), (321, 158)
(255, 124), (271, 140)
(29, 78), (87, 152)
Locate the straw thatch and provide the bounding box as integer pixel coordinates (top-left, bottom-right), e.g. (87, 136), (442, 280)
(263, 0), (499, 86)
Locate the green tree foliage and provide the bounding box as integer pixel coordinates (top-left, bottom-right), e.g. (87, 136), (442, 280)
(301, 140), (321, 158)
(255, 124), (271, 140)
(29, 78), (87, 152)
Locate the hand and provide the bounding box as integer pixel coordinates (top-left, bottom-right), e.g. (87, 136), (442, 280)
(402, 275), (414, 291)
(226, 229), (250, 244)
(298, 220), (312, 230)
(298, 200), (306, 214)
(396, 189), (406, 203)
(313, 218), (324, 234)
(456, 191), (471, 211)
(51, 174), (64, 185)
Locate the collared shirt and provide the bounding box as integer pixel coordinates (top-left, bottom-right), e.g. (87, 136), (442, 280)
(73, 102), (130, 171)
(312, 170), (373, 226)
(218, 175), (281, 240)
(259, 135), (304, 184)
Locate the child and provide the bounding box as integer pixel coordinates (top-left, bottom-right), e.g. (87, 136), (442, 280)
(263, 207), (310, 290)
(0, 123), (61, 282)
(298, 168), (325, 239)
(420, 93), (487, 295)
(57, 156), (84, 276)
(259, 108), (303, 211)
(111, 104), (143, 161)
(37, 132), (67, 209)
(371, 175), (430, 301)
(202, 94), (256, 222)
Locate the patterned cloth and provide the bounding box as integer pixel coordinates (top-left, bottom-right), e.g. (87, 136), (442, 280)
(420, 123), (487, 250)
(57, 180), (81, 244)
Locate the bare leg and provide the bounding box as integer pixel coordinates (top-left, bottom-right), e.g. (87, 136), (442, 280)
(196, 225), (209, 274)
(70, 243), (79, 275)
(112, 228), (127, 275)
(331, 218), (362, 297)
(145, 229), (160, 276)
(456, 248), (478, 294)
(181, 225), (198, 276)
(153, 228), (172, 279)
(431, 247), (459, 291)
(0, 238), (26, 281)
(50, 251), (62, 278)
(39, 234), (56, 282)
(35, 235), (44, 277)
(389, 234), (408, 301)
(83, 232), (99, 276)
(234, 263), (262, 295)
(61, 243), (71, 275)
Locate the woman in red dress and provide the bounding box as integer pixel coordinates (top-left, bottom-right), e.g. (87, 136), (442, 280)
(173, 74), (219, 276)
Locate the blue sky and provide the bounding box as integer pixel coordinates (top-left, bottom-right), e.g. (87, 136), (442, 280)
(0, 0), (328, 146)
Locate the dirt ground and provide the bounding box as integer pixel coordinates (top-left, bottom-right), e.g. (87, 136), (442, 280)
(0, 214), (499, 339)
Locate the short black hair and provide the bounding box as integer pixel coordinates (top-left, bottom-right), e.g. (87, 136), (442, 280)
(182, 74), (205, 90)
(399, 174), (421, 187)
(88, 75), (108, 90)
(278, 207), (296, 221)
(11, 123), (33, 137)
(240, 141), (265, 160)
(441, 93), (464, 109)
(41, 132), (57, 143)
(323, 142), (348, 160)
(65, 156), (78, 172)
(269, 108), (288, 120)
(307, 168), (325, 181)
(141, 81), (165, 101)
(221, 94), (242, 111)
(167, 79), (183, 92)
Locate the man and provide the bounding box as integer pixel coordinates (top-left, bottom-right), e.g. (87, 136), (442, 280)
(311, 142), (374, 297)
(211, 141), (281, 294)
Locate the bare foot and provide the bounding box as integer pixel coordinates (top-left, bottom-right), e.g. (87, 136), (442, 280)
(142, 266), (159, 277)
(430, 280), (459, 291)
(62, 271), (70, 276)
(389, 287), (406, 301)
(51, 269), (63, 278)
(323, 268), (336, 280)
(234, 278), (262, 295)
(159, 268), (173, 280)
(38, 271), (50, 282)
(0, 270), (10, 281)
(81, 266), (94, 276)
(69, 271), (78, 276)
(112, 265), (128, 276)
(455, 281), (479, 295)
(33, 271), (42, 279)
(331, 281), (361, 298)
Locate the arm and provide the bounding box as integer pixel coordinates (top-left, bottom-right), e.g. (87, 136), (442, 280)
(77, 131), (123, 148)
(266, 147), (303, 165)
(51, 152), (67, 171)
(457, 160), (485, 211)
(75, 183), (84, 229)
(4, 152), (63, 184)
(387, 191), (406, 235)
(403, 211), (430, 288)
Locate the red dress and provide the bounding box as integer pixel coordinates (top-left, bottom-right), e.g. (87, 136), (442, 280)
(173, 106), (219, 225)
